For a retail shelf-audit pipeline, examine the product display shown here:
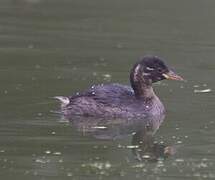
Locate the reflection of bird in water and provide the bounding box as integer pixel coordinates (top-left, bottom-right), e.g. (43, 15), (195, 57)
(63, 114), (175, 162)
(131, 126), (175, 162)
(55, 56), (183, 119)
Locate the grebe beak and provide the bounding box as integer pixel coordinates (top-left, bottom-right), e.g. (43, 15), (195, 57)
(162, 70), (184, 81)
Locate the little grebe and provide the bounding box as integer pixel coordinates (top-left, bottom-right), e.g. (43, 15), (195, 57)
(55, 56), (183, 118)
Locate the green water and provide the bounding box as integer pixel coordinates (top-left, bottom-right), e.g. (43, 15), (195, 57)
(1, 0), (215, 179)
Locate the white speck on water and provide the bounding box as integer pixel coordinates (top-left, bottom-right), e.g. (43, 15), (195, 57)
(103, 74), (112, 81)
(172, 136), (176, 139)
(119, 170), (126, 176)
(37, 113), (42, 116)
(142, 155), (150, 159)
(84, 162), (112, 170)
(103, 74), (111, 78)
(160, 141), (164, 144)
(45, 150), (51, 154)
(67, 172), (73, 177)
(118, 144), (122, 148)
(132, 163), (145, 168)
(193, 172), (201, 177)
(202, 158), (208, 161)
(93, 145), (98, 149)
(162, 168), (167, 172)
(105, 162), (111, 169)
(175, 158), (184, 162)
(53, 152), (61, 155)
(177, 140), (182, 144)
(194, 89), (212, 93)
(91, 85), (95, 89)
(95, 156), (100, 160)
(126, 145), (139, 149)
(35, 159), (48, 164)
(157, 160), (164, 167)
(92, 126), (107, 129)
(58, 159), (63, 163)
(198, 162), (208, 168)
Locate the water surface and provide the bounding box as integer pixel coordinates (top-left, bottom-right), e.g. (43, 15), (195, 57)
(1, 0), (215, 179)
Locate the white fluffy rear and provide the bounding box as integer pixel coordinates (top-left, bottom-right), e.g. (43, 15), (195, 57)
(54, 96), (70, 108)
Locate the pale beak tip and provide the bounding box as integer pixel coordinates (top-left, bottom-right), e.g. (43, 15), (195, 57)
(163, 71), (184, 81)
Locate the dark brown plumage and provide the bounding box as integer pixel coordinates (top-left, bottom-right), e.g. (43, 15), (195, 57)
(55, 56), (183, 118)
